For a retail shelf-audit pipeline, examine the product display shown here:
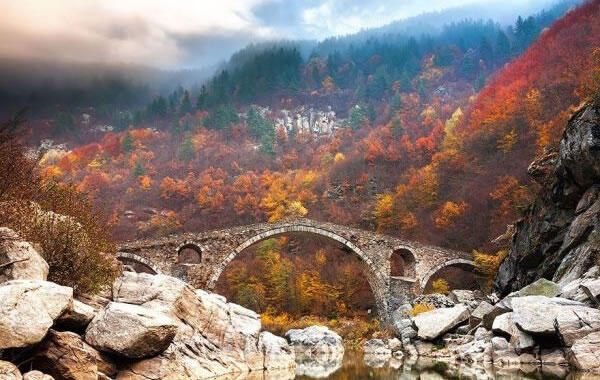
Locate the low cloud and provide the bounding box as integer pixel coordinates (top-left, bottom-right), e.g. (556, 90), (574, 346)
(0, 0), (557, 70)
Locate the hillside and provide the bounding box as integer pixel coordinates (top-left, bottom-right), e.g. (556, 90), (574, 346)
(26, 1), (593, 256)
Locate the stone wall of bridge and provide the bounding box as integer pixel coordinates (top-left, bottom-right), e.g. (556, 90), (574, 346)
(117, 218), (472, 320)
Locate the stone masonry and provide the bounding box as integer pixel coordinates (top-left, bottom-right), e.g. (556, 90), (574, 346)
(117, 218), (472, 320)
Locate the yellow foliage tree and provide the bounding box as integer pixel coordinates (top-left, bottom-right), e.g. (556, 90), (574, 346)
(473, 249), (508, 292)
(431, 278), (450, 294)
(373, 193), (395, 232)
(138, 175), (153, 191)
(434, 201), (467, 229)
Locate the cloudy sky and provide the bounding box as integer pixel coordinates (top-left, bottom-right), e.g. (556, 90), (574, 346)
(0, 0), (555, 70)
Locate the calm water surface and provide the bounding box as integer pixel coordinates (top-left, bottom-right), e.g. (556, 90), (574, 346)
(225, 351), (587, 380)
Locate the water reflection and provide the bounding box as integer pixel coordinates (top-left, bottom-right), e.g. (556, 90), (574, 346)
(295, 351), (344, 378)
(218, 351), (588, 380)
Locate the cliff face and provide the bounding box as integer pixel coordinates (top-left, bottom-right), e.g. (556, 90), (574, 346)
(495, 102), (600, 295)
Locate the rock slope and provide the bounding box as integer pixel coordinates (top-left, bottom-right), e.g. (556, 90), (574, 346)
(495, 102), (600, 293)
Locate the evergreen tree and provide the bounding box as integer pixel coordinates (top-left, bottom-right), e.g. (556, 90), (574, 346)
(178, 137), (195, 162)
(180, 90), (193, 115)
(132, 161), (144, 177)
(247, 107), (274, 139)
(122, 132), (133, 152)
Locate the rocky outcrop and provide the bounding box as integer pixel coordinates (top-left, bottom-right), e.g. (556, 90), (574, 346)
(0, 280), (73, 349)
(495, 102), (600, 294)
(0, 228), (48, 282)
(413, 304), (469, 340)
(285, 326), (344, 356)
(0, 268), (295, 379)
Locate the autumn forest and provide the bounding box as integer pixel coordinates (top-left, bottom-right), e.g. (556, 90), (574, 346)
(2, 0), (600, 326)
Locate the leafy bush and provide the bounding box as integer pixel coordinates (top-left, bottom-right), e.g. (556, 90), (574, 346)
(0, 113), (118, 295)
(473, 249), (508, 292)
(410, 303), (435, 316)
(431, 278), (450, 294)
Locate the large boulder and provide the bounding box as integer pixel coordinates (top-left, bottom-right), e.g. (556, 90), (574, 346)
(569, 331), (600, 372)
(285, 326), (344, 355)
(0, 228), (48, 282)
(29, 330), (115, 380)
(85, 302), (178, 359)
(0, 280), (72, 349)
(413, 304), (469, 340)
(258, 331), (295, 370)
(511, 296), (600, 345)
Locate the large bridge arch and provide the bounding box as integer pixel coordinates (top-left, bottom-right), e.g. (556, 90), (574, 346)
(420, 259), (475, 292)
(206, 224), (390, 317)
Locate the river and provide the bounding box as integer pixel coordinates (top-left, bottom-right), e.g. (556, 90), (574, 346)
(221, 351), (584, 379)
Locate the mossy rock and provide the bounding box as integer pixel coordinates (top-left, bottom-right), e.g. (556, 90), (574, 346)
(517, 278), (561, 297)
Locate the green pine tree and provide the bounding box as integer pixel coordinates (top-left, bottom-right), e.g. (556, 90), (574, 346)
(122, 133), (133, 152)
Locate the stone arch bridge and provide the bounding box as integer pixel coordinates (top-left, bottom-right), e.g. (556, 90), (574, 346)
(117, 218), (473, 320)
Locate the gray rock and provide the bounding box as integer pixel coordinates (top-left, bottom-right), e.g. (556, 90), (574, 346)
(0, 228), (49, 282)
(387, 338), (402, 352)
(413, 304), (469, 340)
(511, 296), (600, 345)
(516, 278), (561, 297)
(85, 302), (178, 358)
(449, 290), (477, 304)
(55, 299), (96, 332)
(258, 331), (296, 370)
(469, 301), (494, 328)
(285, 326), (344, 355)
(560, 277), (600, 306)
(0, 361), (21, 380)
(412, 294), (454, 308)
(569, 331), (600, 371)
(491, 312), (514, 338)
(513, 329), (535, 353)
(0, 280), (73, 349)
(491, 336), (520, 366)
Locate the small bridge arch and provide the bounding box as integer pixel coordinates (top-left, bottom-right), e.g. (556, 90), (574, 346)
(176, 241), (205, 264)
(420, 258), (475, 292)
(117, 252), (161, 275)
(206, 223), (389, 316)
